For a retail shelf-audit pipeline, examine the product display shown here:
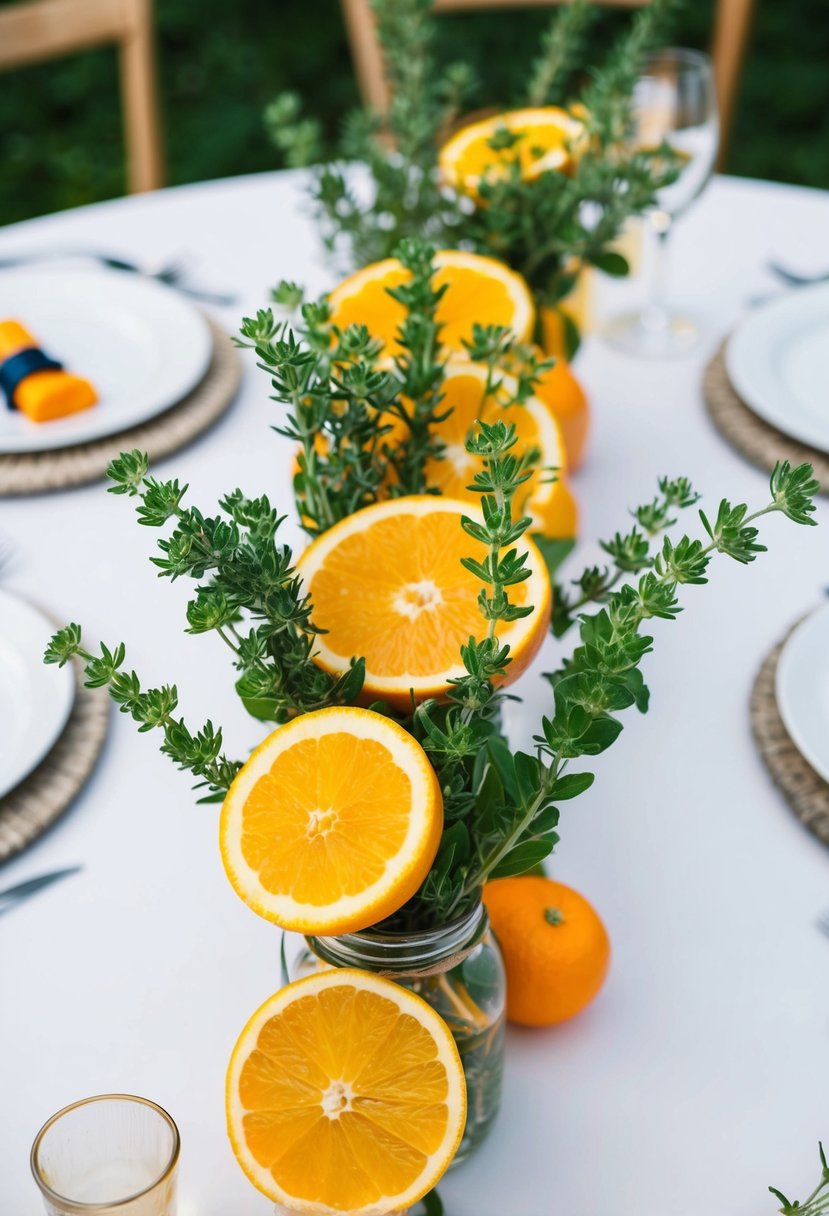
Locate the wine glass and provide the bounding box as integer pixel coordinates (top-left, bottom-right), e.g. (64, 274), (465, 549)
(604, 47), (720, 357)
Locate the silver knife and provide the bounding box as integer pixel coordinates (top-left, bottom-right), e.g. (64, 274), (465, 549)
(0, 866), (82, 917)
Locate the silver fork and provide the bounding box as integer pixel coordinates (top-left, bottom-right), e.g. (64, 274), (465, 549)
(0, 248), (237, 306)
(767, 259), (829, 288)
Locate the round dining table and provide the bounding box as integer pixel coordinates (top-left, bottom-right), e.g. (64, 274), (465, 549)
(1, 169), (828, 1216)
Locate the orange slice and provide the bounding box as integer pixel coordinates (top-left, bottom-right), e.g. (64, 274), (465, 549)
(227, 969), (467, 1214)
(439, 107), (585, 196)
(220, 707), (443, 933)
(296, 496), (551, 709)
(419, 360), (576, 539)
(327, 249), (534, 358)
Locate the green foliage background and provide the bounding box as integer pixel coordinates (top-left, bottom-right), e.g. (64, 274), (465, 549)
(0, 0), (826, 228)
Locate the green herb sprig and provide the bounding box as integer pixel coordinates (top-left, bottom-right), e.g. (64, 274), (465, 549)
(237, 239), (548, 536)
(770, 1144), (829, 1214)
(527, 0), (596, 109)
(394, 456), (817, 928)
(45, 623), (240, 802)
(45, 458), (366, 752)
(291, 0), (471, 269)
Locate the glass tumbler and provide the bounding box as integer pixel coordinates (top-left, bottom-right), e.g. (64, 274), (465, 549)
(31, 1094), (180, 1216)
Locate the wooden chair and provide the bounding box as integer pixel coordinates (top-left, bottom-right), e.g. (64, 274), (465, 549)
(0, 0), (164, 193)
(340, 0), (756, 168)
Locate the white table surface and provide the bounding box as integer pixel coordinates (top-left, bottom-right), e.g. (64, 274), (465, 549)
(1, 171), (828, 1216)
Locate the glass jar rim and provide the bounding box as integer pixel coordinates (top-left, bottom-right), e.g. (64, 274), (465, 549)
(30, 1093), (180, 1213)
(308, 901), (488, 971)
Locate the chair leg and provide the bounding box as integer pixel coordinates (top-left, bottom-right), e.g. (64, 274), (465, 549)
(712, 0), (756, 170)
(120, 0), (164, 192)
(340, 0), (390, 113)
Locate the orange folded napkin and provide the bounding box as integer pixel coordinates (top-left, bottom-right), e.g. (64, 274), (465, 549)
(0, 319), (98, 422)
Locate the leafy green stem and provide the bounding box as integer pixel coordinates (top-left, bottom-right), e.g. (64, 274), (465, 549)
(770, 1143), (829, 1214)
(43, 627), (241, 800)
(459, 751), (562, 903)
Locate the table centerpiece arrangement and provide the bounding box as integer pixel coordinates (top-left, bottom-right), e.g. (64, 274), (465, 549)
(268, 0), (680, 359)
(45, 245), (818, 1210)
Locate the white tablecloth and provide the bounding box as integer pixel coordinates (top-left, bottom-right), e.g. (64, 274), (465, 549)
(1, 171), (828, 1216)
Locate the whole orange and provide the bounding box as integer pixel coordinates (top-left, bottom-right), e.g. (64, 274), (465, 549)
(483, 876), (610, 1026)
(532, 357), (590, 472)
(531, 475), (579, 541)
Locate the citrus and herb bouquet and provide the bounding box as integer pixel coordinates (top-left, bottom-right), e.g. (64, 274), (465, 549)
(45, 244), (818, 1207)
(268, 0), (680, 356)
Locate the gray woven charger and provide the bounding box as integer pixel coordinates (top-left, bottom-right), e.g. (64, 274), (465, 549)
(0, 318), (242, 496)
(702, 341), (829, 493)
(0, 657), (109, 863)
(750, 621), (829, 848)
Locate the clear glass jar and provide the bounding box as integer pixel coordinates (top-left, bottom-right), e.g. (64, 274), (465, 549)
(287, 902), (506, 1163)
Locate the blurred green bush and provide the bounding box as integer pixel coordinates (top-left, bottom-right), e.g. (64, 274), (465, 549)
(0, 0), (826, 227)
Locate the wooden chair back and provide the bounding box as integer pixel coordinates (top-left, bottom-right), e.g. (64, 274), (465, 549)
(340, 0), (756, 168)
(0, 0), (164, 193)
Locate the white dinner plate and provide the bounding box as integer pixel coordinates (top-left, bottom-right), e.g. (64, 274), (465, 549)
(775, 599), (829, 784)
(0, 589), (75, 799)
(726, 283), (829, 452)
(0, 266), (212, 453)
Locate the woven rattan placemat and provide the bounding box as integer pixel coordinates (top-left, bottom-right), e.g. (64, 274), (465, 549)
(0, 318), (242, 496)
(750, 620), (829, 849)
(702, 341), (829, 492)
(0, 657), (109, 864)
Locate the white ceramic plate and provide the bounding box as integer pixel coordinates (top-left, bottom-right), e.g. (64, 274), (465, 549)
(726, 283), (829, 452)
(775, 599), (829, 784)
(0, 266), (212, 453)
(0, 589), (75, 799)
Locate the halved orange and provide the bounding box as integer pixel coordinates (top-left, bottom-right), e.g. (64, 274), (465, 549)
(220, 707), (442, 933)
(327, 249), (534, 358)
(296, 496), (551, 709)
(227, 969), (467, 1213)
(420, 360), (577, 539)
(439, 106), (585, 197)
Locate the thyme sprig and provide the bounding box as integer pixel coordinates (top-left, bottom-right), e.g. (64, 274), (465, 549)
(237, 238), (547, 536)
(45, 457), (366, 746)
(551, 461), (818, 636)
(770, 1144), (829, 1215)
(527, 0), (596, 109)
(45, 624), (240, 801)
(395, 458), (818, 927)
(406, 419), (540, 926)
(293, 0), (470, 269)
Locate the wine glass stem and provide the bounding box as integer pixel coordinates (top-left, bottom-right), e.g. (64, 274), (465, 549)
(641, 209), (672, 333)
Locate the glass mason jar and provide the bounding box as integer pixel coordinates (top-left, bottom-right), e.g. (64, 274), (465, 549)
(287, 902), (506, 1164)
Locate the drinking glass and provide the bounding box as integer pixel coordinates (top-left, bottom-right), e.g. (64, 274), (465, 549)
(31, 1094), (179, 1216)
(604, 47), (720, 357)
